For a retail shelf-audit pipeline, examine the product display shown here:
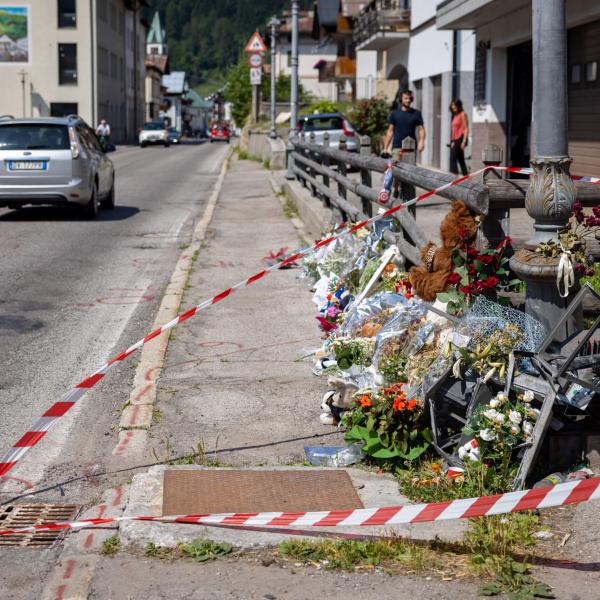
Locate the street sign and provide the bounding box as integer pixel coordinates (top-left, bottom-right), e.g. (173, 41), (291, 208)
(247, 52), (264, 68)
(244, 31), (267, 53)
(250, 67), (262, 85)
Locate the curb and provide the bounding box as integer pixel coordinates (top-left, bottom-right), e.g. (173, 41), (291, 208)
(113, 148), (233, 453)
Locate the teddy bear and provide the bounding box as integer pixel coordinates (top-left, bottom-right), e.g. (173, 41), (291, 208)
(409, 200), (479, 302)
(319, 377), (359, 425)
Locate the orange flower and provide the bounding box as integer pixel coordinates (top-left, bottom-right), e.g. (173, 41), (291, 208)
(430, 462), (442, 474)
(360, 395), (372, 408)
(392, 397), (406, 412)
(407, 399), (418, 411)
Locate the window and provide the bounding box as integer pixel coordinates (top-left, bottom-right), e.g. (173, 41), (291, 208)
(50, 102), (78, 117)
(571, 64), (581, 84)
(109, 1), (117, 30)
(474, 41), (488, 104)
(98, 46), (108, 76)
(586, 61), (597, 82)
(98, 0), (107, 21)
(0, 124), (70, 150)
(58, 43), (77, 85)
(151, 47), (158, 55)
(58, 0), (76, 27)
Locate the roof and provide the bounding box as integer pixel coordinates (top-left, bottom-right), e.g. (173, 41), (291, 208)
(146, 11), (165, 45)
(316, 0), (340, 26)
(278, 10), (314, 34)
(145, 54), (168, 73)
(184, 89), (213, 110)
(162, 71), (186, 94)
(341, 0), (367, 17)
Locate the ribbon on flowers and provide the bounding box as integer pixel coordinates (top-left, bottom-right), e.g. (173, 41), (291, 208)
(556, 244), (575, 298)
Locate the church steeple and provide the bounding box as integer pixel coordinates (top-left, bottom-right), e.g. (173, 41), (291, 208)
(146, 12), (167, 56)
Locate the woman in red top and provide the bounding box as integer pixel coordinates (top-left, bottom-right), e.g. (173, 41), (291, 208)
(449, 99), (469, 175)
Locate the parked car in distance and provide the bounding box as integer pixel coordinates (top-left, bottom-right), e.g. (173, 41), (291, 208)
(296, 112), (358, 151)
(210, 123), (230, 143)
(167, 127), (181, 145)
(0, 115), (115, 218)
(139, 122), (170, 148)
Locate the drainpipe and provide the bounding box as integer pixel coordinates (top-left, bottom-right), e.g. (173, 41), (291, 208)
(133, 2), (138, 142)
(90, 0), (96, 125)
(451, 30), (459, 100)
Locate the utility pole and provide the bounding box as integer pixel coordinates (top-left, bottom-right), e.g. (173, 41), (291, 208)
(510, 0), (579, 341)
(285, 0), (299, 179)
(290, 0), (299, 132)
(268, 17), (279, 139)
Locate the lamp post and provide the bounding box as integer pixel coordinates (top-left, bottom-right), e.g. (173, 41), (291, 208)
(268, 17), (279, 139)
(510, 0), (580, 341)
(285, 0), (299, 179)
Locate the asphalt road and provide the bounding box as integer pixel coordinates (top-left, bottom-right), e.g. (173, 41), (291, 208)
(0, 140), (229, 502)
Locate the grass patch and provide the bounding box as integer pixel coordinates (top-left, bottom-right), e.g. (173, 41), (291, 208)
(283, 197), (299, 219)
(145, 542), (174, 560)
(101, 534), (120, 556)
(181, 538), (232, 562)
(151, 439), (221, 467)
(152, 408), (163, 424)
(279, 537), (455, 575)
(581, 262), (600, 294)
(235, 148), (263, 163)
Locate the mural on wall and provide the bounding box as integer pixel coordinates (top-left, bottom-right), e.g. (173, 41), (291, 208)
(0, 6), (29, 63)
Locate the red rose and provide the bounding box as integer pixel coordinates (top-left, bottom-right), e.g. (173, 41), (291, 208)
(481, 276), (499, 289)
(467, 247), (479, 258)
(460, 284), (475, 295)
(477, 254), (495, 264)
(447, 273), (461, 285)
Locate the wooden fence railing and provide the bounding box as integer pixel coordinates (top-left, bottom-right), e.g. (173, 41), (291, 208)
(289, 135), (600, 265)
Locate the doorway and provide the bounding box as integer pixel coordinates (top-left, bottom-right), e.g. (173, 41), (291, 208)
(507, 41), (533, 169)
(431, 75), (442, 168)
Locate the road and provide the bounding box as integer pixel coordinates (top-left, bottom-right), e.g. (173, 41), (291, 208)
(0, 141), (228, 500)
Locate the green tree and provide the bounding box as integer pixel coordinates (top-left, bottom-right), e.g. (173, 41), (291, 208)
(349, 98), (392, 153)
(275, 74), (312, 103)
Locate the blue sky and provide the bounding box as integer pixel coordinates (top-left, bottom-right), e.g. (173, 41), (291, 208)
(0, 7), (28, 16)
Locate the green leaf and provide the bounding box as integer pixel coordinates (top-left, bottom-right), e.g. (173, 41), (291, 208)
(479, 582), (502, 596)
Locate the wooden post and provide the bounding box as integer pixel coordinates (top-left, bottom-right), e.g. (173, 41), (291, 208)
(360, 169), (373, 217)
(322, 133), (331, 207)
(481, 144), (512, 253)
(335, 157), (347, 223)
(400, 136), (416, 217)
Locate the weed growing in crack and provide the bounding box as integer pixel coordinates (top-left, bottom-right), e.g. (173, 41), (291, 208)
(101, 535), (120, 556)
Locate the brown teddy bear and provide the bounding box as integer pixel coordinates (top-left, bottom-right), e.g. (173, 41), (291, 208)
(409, 200), (479, 301)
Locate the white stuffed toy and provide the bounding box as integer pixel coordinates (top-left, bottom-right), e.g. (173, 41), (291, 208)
(457, 438), (480, 462)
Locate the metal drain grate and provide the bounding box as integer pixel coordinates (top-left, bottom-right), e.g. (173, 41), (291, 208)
(0, 504), (79, 548)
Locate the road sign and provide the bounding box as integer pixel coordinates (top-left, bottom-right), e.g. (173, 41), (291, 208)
(250, 67), (262, 85)
(244, 31), (267, 53)
(247, 52), (264, 68)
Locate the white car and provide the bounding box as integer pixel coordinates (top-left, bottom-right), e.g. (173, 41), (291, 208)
(139, 122), (170, 148)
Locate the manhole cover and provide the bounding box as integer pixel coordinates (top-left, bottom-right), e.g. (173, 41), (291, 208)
(0, 504), (79, 548)
(162, 470), (363, 516)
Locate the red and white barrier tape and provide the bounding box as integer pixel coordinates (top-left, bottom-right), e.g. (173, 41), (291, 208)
(1, 476), (599, 537)
(503, 166), (600, 184)
(0, 164), (597, 480)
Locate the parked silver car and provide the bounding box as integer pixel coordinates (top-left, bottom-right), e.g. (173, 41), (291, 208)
(296, 112), (359, 151)
(0, 115), (115, 218)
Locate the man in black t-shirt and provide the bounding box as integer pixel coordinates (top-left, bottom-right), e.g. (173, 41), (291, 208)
(383, 90), (425, 156)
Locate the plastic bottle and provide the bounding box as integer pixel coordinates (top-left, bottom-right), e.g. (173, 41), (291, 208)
(533, 472), (565, 488)
(565, 466), (593, 482)
(378, 162), (394, 204)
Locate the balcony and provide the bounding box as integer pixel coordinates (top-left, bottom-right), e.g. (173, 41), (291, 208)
(354, 0), (410, 51)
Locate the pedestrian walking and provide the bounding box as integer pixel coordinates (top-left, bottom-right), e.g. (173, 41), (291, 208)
(95, 119), (111, 151)
(449, 99), (469, 175)
(383, 89), (425, 158)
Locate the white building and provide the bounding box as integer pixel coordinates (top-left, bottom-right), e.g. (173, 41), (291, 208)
(354, 0), (474, 170)
(274, 10), (337, 101)
(0, 0), (147, 143)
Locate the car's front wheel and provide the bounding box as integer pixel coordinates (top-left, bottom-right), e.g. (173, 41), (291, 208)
(82, 182), (98, 219)
(101, 177), (115, 210)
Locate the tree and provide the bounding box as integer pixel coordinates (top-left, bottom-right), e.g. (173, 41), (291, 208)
(224, 62), (270, 127)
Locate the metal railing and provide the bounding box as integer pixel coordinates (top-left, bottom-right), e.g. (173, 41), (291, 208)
(354, 0), (411, 47)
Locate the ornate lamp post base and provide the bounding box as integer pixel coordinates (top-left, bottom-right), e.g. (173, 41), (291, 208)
(510, 249), (583, 343)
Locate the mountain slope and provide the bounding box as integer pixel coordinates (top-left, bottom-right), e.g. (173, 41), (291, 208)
(146, 0), (311, 86)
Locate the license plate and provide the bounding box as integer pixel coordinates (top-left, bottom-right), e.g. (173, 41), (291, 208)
(8, 160), (47, 171)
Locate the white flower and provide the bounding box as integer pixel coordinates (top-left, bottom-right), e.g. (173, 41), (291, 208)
(496, 393), (509, 405)
(523, 391), (534, 403)
(480, 428), (496, 442)
(488, 398), (500, 408)
(458, 446), (468, 459)
(527, 408), (540, 421)
(483, 408), (499, 421)
(510, 425), (520, 435)
(522, 421), (534, 435)
(494, 412), (506, 425)
(508, 410), (522, 425)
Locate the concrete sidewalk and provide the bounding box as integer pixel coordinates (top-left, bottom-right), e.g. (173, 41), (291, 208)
(150, 155), (345, 466)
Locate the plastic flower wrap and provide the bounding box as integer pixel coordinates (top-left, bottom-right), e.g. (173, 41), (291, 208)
(339, 292), (409, 338)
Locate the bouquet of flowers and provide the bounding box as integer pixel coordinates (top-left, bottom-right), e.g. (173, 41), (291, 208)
(463, 390), (538, 464)
(343, 383), (432, 460)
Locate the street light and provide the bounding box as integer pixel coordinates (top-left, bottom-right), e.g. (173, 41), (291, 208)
(285, 0), (299, 179)
(268, 16), (279, 139)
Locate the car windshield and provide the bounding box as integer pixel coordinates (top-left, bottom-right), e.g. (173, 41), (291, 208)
(0, 124), (70, 150)
(299, 116), (344, 132)
(143, 123), (163, 130)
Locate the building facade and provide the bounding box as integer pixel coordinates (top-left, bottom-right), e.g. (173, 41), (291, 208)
(0, 0), (147, 143)
(145, 11), (168, 122)
(437, 0), (600, 175)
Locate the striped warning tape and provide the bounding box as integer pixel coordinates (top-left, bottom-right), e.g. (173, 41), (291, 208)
(1, 476), (599, 537)
(0, 164), (597, 480)
(503, 166), (600, 184)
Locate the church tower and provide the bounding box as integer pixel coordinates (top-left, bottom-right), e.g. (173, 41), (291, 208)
(146, 12), (167, 56)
